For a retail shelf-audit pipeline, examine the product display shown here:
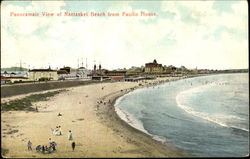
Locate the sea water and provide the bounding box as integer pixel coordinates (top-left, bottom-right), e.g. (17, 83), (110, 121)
(115, 73), (249, 157)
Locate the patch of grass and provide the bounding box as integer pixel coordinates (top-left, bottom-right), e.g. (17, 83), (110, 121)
(6, 129), (19, 135)
(1, 90), (65, 112)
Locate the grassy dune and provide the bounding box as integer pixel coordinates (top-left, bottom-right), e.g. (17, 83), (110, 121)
(1, 90), (66, 112)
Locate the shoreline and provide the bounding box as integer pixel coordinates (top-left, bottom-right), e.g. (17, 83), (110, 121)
(96, 76), (194, 156)
(111, 73), (249, 157)
(1, 76), (195, 157)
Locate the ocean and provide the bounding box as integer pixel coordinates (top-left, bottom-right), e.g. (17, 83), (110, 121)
(115, 73), (249, 157)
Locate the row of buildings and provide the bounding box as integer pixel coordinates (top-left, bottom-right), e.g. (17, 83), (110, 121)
(1, 59), (181, 84)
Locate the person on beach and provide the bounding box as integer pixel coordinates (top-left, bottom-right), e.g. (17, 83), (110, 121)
(45, 145), (48, 152)
(68, 130), (73, 140)
(48, 138), (52, 148)
(71, 141), (76, 151)
(27, 140), (32, 151)
(42, 145), (45, 153)
(50, 139), (57, 151)
(58, 126), (62, 135)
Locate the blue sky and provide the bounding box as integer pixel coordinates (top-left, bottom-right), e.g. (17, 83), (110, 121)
(1, 0), (248, 70)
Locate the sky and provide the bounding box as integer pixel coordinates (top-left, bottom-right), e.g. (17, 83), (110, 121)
(1, 0), (248, 70)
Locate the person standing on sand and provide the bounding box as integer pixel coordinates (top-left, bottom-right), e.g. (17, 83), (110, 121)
(68, 130), (73, 140)
(27, 140), (32, 150)
(58, 126), (62, 135)
(71, 141), (76, 151)
(42, 145), (45, 153)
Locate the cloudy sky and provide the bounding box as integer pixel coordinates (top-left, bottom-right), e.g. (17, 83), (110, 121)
(1, 0), (248, 70)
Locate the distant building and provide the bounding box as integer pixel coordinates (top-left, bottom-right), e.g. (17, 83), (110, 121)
(164, 65), (177, 74)
(105, 70), (127, 76)
(1, 71), (28, 78)
(57, 70), (70, 80)
(58, 66), (84, 80)
(1, 76), (29, 84)
(126, 67), (142, 76)
(105, 70), (127, 82)
(28, 68), (58, 81)
(92, 64), (107, 76)
(145, 59), (164, 74)
(59, 66), (74, 74)
(76, 67), (91, 79)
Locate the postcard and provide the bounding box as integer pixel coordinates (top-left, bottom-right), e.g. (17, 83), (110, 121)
(1, 0), (248, 158)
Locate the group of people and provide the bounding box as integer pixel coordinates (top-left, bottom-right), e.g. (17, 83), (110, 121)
(34, 138), (57, 154)
(51, 126), (62, 136)
(27, 128), (76, 153)
(27, 110), (79, 154)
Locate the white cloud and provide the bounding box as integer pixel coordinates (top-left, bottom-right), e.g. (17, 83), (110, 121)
(1, 1), (248, 70)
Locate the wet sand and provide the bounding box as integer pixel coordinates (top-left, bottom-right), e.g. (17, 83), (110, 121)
(1, 77), (190, 158)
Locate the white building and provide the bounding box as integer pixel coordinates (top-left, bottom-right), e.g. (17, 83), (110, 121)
(76, 67), (91, 79)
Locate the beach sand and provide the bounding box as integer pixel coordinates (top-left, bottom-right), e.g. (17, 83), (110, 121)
(1, 77), (189, 158)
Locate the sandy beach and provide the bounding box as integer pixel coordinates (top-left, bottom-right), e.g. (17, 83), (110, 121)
(1, 77), (190, 158)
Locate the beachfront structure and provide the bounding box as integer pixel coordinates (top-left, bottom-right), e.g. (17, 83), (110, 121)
(1, 71), (28, 78)
(28, 68), (58, 81)
(145, 59), (164, 74)
(92, 64), (107, 76)
(57, 66), (90, 80)
(105, 70), (127, 76)
(105, 70), (127, 82)
(1, 76), (29, 84)
(58, 66), (76, 80)
(76, 67), (91, 79)
(57, 70), (70, 80)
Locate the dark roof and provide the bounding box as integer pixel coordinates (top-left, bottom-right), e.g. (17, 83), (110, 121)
(1, 76), (28, 79)
(145, 59), (163, 67)
(57, 70), (69, 74)
(145, 63), (162, 67)
(106, 70), (127, 73)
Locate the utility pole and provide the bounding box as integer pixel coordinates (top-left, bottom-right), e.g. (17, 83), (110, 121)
(18, 60), (26, 72)
(81, 58), (84, 67)
(77, 58), (79, 69)
(86, 58), (88, 69)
